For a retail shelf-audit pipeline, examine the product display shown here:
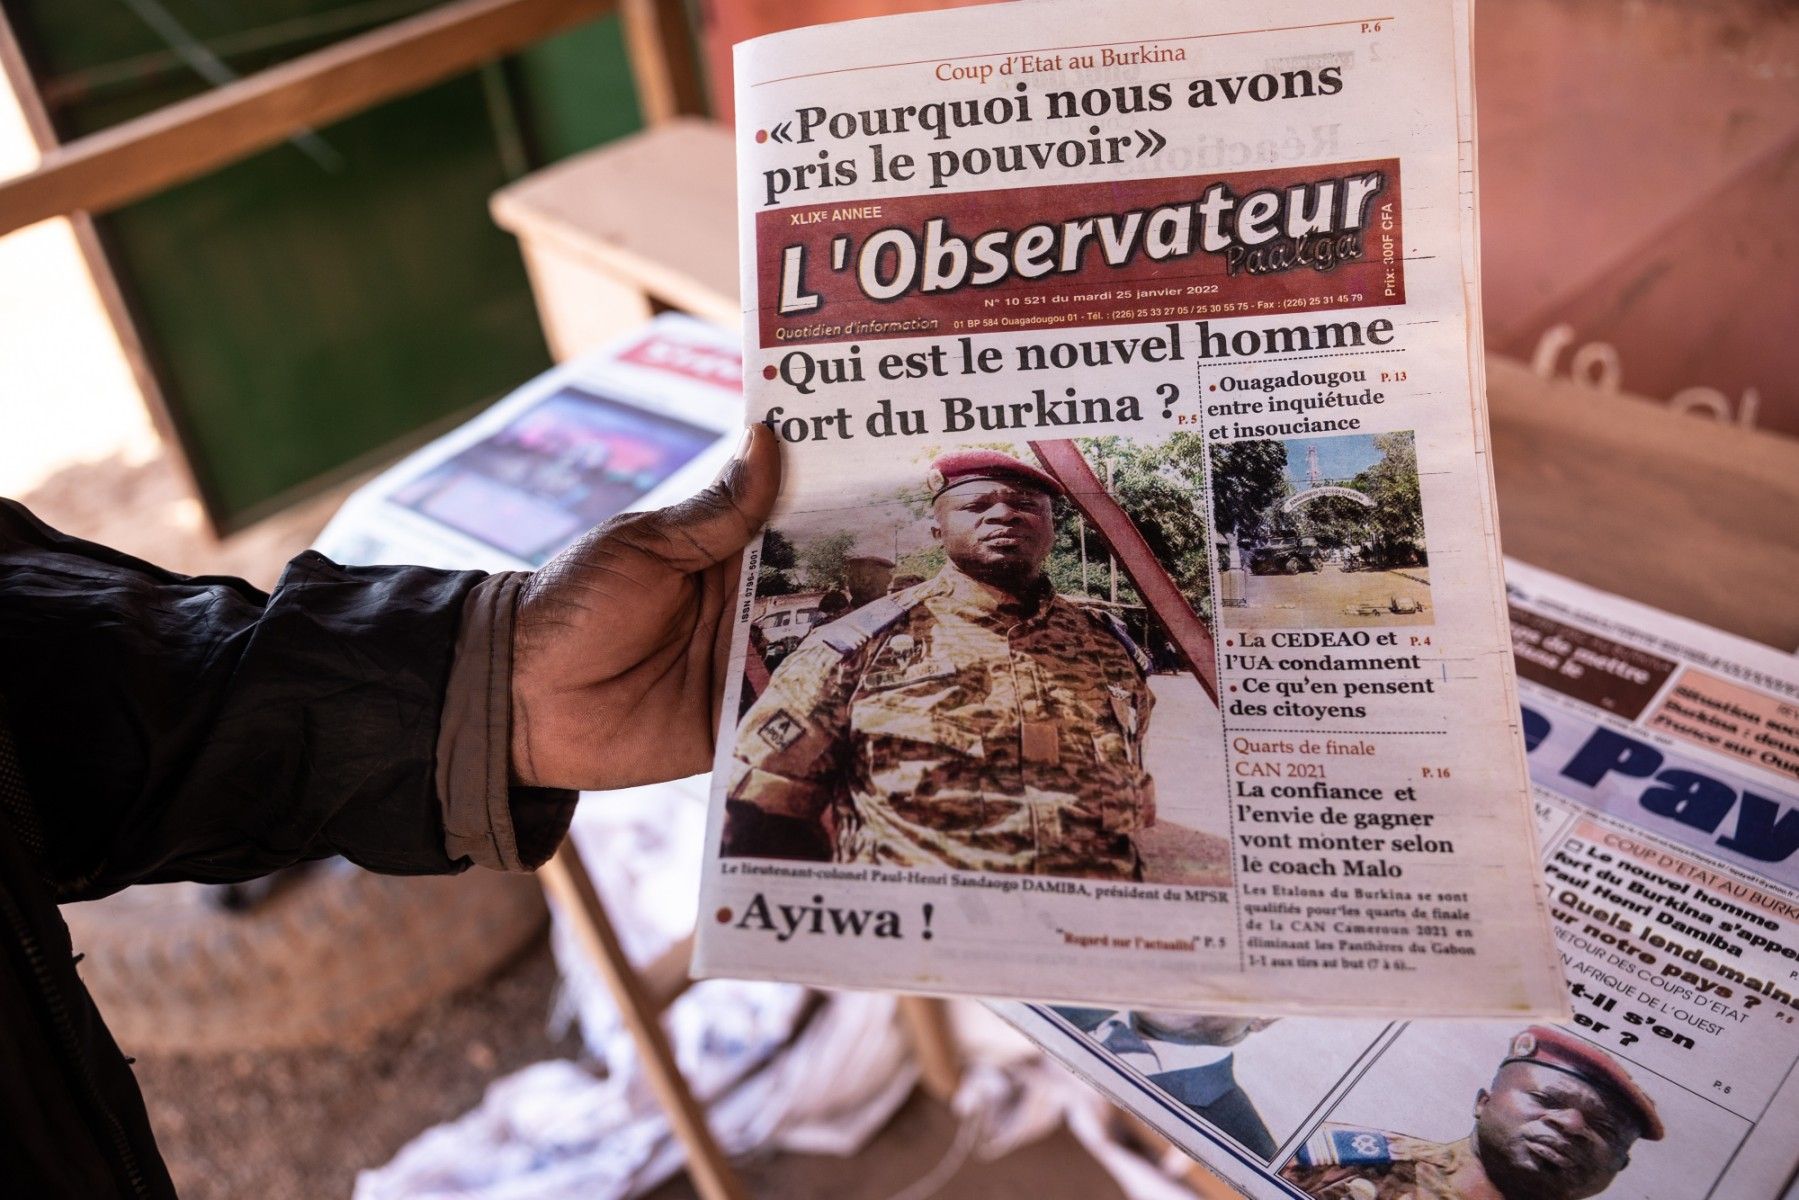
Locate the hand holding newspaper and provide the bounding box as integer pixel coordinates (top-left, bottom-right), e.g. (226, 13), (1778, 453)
(696, 0), (1566, 1017)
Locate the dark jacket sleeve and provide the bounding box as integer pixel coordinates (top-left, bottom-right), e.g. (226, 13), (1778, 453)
(0, 499), (484, 900)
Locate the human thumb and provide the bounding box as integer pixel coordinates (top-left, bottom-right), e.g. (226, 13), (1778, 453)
(651, 423), (782, 570)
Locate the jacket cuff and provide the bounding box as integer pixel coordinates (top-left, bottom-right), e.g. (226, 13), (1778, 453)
(437, 572), (576, 871)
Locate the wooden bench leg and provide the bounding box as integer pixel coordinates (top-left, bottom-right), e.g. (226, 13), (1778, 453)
(539, 841), (749, 1200)
(1116, 1110), (1241, 1199)
(896, 995), (963, 1102)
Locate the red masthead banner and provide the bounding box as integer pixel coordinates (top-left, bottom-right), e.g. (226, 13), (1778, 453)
(754, 158), (1402, 348)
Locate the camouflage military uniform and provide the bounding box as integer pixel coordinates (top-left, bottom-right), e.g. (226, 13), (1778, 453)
(729, 563), (1155, 877)
(1280, 1128), (1503, 1200)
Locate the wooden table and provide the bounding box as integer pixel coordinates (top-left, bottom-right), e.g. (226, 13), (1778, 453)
(490, 118), (739, 359)
(1485, 356), (1799, 649)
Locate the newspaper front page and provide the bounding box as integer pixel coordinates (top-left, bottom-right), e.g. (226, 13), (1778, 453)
(695, 0), (1565, 1016)
(1000, 561), (1799, 1199)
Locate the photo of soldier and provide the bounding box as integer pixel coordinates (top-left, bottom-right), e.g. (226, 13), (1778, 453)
(1053, 1006), (1281, 1157)
(725, 448), (1164, 878)
(1280, 1025), (1663, 1200)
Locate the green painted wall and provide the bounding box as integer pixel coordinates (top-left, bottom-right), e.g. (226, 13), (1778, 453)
(13, 2), (656, 528)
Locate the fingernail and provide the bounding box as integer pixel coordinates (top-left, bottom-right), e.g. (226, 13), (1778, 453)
(734, 426), (755, 459)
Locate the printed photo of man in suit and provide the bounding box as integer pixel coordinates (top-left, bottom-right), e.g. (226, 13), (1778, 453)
(1054, 1006), (1280, 1158)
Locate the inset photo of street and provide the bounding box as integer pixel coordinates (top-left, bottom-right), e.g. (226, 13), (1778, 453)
(1210, 430), (1431, 630)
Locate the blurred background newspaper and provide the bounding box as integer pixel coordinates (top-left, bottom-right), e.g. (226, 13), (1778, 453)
(315, 313), (741, 570)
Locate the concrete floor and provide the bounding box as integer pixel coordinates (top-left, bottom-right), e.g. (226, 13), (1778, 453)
(131, 935), (1133, 1200)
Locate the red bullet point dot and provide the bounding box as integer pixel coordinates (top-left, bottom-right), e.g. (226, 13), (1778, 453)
(715, 907), (733, 923)
(762, 364), (778, 380)
(1208, 385), (1216, 392)
(755, 129), (768, 143)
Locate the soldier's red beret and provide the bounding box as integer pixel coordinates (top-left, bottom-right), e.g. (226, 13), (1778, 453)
(1500, 1026), (1664, 1140)
(926, 449), (1064, 499)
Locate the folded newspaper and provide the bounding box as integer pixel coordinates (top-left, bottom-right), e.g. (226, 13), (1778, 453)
(999, 561), (1799, 1199)
(314, 315), (742, 571)
(694, 0), (1565, 1016)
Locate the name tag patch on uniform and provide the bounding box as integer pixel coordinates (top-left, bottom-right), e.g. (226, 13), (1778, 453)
(757, 711), (806, 751)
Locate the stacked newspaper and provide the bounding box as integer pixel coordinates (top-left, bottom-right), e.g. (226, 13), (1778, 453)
(695, 0), (1564, 1017)
(1001, 561), (1799, 1198)
(314, 315), (741, 571)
